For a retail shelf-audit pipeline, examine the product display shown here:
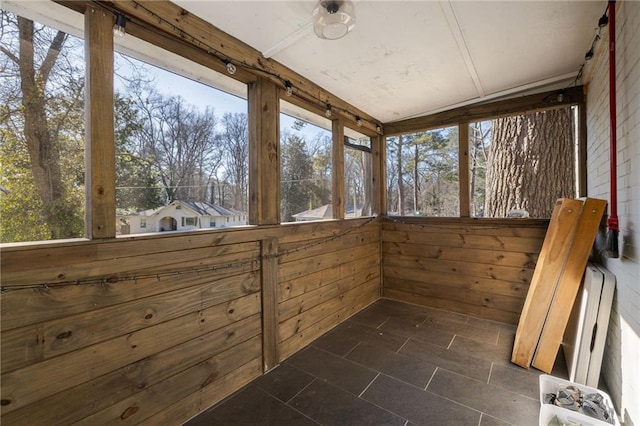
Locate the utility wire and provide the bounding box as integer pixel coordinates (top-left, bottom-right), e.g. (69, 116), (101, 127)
(0, 217), (377, 293)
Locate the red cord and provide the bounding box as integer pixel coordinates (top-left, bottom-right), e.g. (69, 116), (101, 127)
(608, 0), (618, 232)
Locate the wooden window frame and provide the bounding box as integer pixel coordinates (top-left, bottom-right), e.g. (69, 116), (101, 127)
(382, 86), (586, 217)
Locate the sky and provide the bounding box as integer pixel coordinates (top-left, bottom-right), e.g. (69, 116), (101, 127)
(114, 51), (331, 141)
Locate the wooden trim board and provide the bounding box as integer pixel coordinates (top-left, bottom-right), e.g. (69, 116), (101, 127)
(511, 198), (584, 368)
(531, 198), (606, 372)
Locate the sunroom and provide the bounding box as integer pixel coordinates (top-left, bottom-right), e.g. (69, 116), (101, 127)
(0, 1), (638, 425)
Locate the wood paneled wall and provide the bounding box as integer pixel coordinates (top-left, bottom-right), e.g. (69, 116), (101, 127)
(0, 219), (379, 424)
(381, 217), (548, 324)
(277, 220), (380, 359)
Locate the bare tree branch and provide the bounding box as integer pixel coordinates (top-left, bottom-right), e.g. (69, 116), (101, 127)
(38, 29), (67, 84)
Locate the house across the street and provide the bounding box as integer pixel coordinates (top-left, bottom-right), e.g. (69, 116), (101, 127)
(119, 200), (246, 234)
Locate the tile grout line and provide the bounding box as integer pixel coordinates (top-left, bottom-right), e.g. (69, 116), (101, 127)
(446, 334), (456, 350)
(343, 341), (361, 358)
(376, 317), (391, 329)
(424, 367), (438, 390)
(285, 376), (317, 405)
(418, 316), (429, 327)
(284, 391), (324, 425)
(358, 372), (380, 397)
(396, 337), (411, 354)
(487, 362), (494, 384)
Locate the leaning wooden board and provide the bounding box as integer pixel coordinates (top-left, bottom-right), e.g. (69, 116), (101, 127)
(532, 198), (607, 372)
(511, 198), (585, 368)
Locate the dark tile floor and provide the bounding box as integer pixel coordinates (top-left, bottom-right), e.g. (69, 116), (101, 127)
(186, 298), (568, 426)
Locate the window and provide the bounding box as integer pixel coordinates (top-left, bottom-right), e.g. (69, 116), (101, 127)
(0, 9), (85, 242)
(469, 108), (577, 218)
(344, 135), (372, 218)
(386, 126), (459, 216)
(469, 121), (490, 218)
(140, 218), (147, 228)
(210, 220), (216, 227)
(113, 35), (249, 236)
(280, 102), (332, 223)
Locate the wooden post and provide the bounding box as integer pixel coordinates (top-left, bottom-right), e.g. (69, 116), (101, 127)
(249, 78), (280, 225)
(261, 238), (279, 371)
(458, 122), (470, 217)
(85, 7), (115, 239)
(371, 134), (387, 216)
(332, 119), (345, 220)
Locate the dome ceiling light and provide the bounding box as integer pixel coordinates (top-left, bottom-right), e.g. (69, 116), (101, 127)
(313, 0), (356, 40)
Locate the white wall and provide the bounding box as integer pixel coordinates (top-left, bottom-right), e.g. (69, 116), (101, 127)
(585, 2), (640, 425)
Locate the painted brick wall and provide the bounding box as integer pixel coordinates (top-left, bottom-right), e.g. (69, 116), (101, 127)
(585, 1), (639, 425)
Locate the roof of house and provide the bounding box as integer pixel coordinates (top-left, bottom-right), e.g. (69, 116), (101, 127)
(123, 201), (243, 218)
(179, 201), (241, 217)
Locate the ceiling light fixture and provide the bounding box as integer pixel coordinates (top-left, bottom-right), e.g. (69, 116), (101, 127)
(313, 0), (356, 40)
(223, 59), (237, 75)
(113, 14), (127, 37)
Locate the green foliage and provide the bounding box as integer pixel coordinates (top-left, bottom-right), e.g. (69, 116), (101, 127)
(1, 12), (85, 241)
(386, 127), (459, 216)
(0, 131), (50, 242)
(281, 134), (314, 221)
(115, 94), (162, 212)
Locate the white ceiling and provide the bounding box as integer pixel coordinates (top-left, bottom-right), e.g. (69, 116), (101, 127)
(174, 0), (604, 123)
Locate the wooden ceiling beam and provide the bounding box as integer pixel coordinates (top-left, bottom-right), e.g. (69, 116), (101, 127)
(383, 85), (584, 136)
(58, 0), (383, 136)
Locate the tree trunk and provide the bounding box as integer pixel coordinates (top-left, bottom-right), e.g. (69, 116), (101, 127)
(18, 17), (73, 239)
(484, 108), (575, 218)
(396, 135), (405, 215)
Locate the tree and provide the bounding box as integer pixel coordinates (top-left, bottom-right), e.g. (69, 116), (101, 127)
(395, 135), (406, 215)
(114, 94), (162, 212)
(417, 128), (458, 216)
(308, 133), (332, 207)
(469, 121), (491, 217)
(389, 128), (458, 217)
(345, 145), (371, 217)
(0, 12), (84, 240)
(484, 108), (575, 218)
(280, 133), (315, 221)
(218, 112), (248, 210)
(132, 89), (220, 203)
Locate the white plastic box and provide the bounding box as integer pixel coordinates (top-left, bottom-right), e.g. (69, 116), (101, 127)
(539, 375), (619, 426)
